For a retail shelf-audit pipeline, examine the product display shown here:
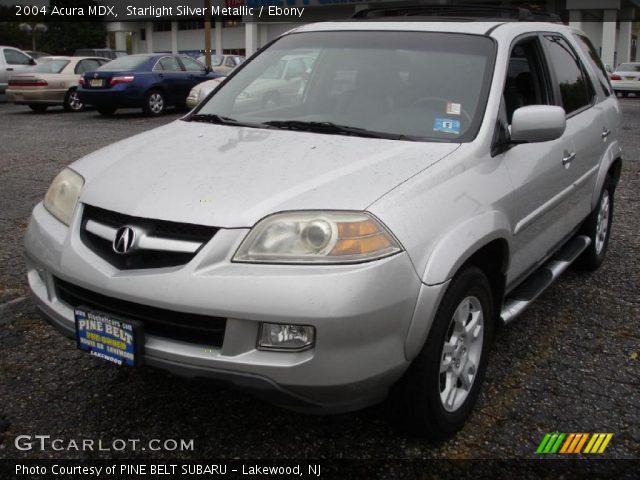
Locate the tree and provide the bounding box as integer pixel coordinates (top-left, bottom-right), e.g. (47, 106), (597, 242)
(38, 0), (106, 54)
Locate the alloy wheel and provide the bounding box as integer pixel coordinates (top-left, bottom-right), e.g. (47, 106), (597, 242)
(439, 296), (484, 412)
(595, 190), (610, 255)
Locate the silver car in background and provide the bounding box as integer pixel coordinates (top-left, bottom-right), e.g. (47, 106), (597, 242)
(25, 12), (622, 439)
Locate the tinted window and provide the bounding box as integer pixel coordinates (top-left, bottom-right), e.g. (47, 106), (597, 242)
(32, 59), (69, 73)
(181, 56), (205, 72)
(157, 56), (182, 72)
(573, 34), (613, 97)
(504, 38), (551, 123)
(75, 59), (102, 74)
(4, 49), (31, 65)
(98, 55), (150, 71)
(543, 35), (593, 114)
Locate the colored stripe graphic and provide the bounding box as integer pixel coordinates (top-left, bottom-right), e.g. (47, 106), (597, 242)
(537, 433), (613, 454)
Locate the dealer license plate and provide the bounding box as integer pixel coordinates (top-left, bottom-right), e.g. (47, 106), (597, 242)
(75, 307), (142, 367)
(89, 79), (103, 87)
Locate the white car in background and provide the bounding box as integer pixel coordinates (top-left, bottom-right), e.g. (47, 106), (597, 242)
(0, 46), (36, 93)
(610, 62), (640, 97)
(186, 76), (226, 109)
(196, 54), (244, 75)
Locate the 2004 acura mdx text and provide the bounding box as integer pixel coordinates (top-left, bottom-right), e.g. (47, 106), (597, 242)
(25, 8), (623, 439)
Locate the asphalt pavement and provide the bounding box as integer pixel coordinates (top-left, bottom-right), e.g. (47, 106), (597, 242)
(0, 100), (638, 464)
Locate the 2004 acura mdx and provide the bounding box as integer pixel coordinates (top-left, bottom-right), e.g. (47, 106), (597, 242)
(25, 7), (623, 439)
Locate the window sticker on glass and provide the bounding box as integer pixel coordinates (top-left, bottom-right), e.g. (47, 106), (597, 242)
(433, 118), (461, 134)
(446, 102), (461, 115)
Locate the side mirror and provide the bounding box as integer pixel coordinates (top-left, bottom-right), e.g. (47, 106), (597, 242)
(29, 58), (36, 66)
(510, 105), (566, 143)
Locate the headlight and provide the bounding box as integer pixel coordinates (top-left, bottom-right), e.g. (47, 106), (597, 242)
(43, 168), (84, 226)
(233, 211), (402, 264)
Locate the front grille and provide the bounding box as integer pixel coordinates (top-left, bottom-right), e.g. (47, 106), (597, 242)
(81, 204), (219, 270)
(55, 277), (226, 347)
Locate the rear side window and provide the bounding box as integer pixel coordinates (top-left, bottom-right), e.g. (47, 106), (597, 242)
(4, 49), (31, 65)
(573, 34), (613, 97)
(543, 35), (594, 115)
(156, 56), (183, 72)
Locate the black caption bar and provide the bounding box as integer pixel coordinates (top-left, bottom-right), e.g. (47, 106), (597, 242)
(1, 459), (640, 480)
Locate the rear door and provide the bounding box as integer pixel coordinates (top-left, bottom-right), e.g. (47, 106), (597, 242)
(153, 56), (184, 104)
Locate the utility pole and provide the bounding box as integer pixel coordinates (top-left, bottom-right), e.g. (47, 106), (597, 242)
(204, 0), (212, 68)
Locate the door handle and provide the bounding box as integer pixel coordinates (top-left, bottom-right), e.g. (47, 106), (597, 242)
(601, 128), (611, 139)
(562, 151), (576, 166)
(6, 68), (13, 71)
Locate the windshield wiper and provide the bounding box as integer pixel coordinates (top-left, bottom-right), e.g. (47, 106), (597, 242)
(186, 114), (264, 129)
(262, 120), (415, 141)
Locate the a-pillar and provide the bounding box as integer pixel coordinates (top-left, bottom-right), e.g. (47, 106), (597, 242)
(601, 10), (617, 68)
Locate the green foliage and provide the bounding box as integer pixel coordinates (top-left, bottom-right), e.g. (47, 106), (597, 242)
(0, 1), (106, 54)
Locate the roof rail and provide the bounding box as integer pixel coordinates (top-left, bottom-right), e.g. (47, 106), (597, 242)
(351, 4), (562, 23)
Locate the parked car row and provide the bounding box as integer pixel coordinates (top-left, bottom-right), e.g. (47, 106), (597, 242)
(609, 62), (640, 97)
(3, 46), (242, 116)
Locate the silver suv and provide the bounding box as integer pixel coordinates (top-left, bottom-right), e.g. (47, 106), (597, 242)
(25, 8), (622, 438)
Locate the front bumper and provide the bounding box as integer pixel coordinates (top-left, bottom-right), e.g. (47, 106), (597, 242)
(25, 203), (440, 412)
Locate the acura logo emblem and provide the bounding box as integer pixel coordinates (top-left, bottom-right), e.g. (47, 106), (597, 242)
(113, 226), (136, 254)
(93, 73), (98, 78)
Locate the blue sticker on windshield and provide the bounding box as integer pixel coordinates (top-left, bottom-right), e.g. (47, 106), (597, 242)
(433, 118), (461, 135)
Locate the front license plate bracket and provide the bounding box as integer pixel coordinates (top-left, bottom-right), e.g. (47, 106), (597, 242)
(74, 306), (144, 367)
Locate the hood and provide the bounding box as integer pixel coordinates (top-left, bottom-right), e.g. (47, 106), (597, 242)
(75, 120), (458, 228)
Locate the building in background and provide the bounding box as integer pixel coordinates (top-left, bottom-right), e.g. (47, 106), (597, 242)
(105, 0), (640, 67)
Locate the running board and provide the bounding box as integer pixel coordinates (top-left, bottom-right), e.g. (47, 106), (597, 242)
(500, 235), (591, 324)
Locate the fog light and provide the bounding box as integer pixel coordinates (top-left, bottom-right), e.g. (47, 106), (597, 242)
(258, 323), (315, 351)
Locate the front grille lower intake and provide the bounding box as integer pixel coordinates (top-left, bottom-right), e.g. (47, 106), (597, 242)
(80, 204), (219, 270)
(55, 277), (226, 347)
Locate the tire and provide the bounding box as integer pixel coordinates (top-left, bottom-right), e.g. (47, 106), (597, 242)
(143, 89), (165, 116)
(96, 106), (116, 116)
(28, 104), (47, 113)
(395, 266), (494, 440)
(577, 175), (614, 271)
(63, 88), (83, 112)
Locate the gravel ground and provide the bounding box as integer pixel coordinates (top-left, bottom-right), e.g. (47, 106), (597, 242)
(0, 100), (638, 464)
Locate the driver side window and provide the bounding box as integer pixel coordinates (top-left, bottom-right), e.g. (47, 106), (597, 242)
(504, 38), (551, 124)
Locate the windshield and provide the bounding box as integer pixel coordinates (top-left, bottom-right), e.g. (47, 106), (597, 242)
(97, 55), (150, 71)
(616, 63), (640, 72)
(32, 59), (69, 73)
(195, 31), (495, 142)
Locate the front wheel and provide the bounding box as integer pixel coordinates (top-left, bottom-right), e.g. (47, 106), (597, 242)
(577, 176), (614, 271)
(143, 90), (165, 116)
(395, 266), (494, 439)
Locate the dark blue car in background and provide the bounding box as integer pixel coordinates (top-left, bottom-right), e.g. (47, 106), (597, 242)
(78, 54), (221, 116)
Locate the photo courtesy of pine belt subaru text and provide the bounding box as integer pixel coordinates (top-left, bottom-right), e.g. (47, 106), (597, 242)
(24, 6), (623, 439)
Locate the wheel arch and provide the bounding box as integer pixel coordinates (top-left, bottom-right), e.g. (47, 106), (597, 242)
(404, 215), (511, 360)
